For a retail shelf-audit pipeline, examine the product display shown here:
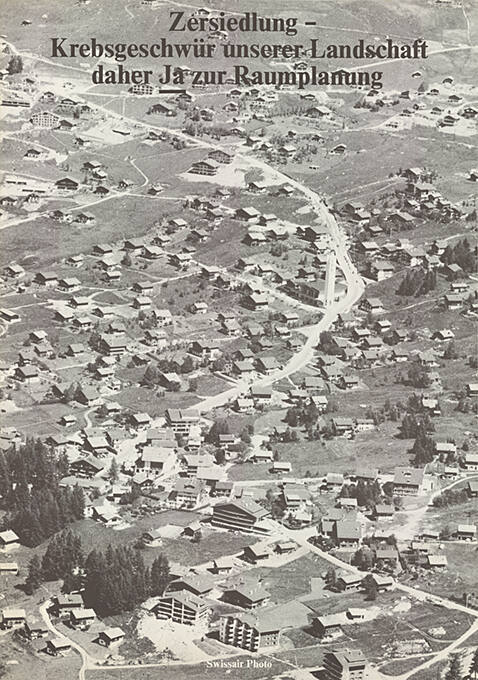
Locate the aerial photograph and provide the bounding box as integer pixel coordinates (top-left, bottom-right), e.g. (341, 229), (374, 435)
(0, 1), (477, 679)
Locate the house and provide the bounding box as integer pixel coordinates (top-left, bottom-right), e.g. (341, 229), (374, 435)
(443, 294), (464, 311)
(224, 581), (270, 609)
(455, 524), (476, 541)
(323, 649), (367, 680)
(50, 594), (84, 618)
(374, 504), (394, 519)
(15, 365), (39, 384)
(335, 573), (363, 592)
(150, 592), (209, 626)
(98, 627), (125, 647)
(365, 573), (394, 592)
(332, 418), (355, 438)
(256, 357), (280, 374)
(360, 297), (384, 315)
(1, 608), (25, 629)
(167, 573), (215, 598)
(313, 614), (343, 640)
(55, 177), (79, 192)
(75, 386), (101, 407)
(165, 409), (200, 436)
(466, 383), (478, 398)
(333, 521), (361, 547)
(46, 639), (72, 656)
(370, 260), (394, 281)
(24, 618), (48, 639)
(244, 541), (273, 564)
(393, 467), (424, 495)
(4, 264), (25, 278)
(70, 608), (96, 630)
(189, 158), (219, 175)
(135, 447), (175, 477)
(69, 457), (104, 478)
(35, 271), (58, 287)
(0, 530), (20, 551)
(142, 528), (163, 547)
(168, 478), (204, 509)
(235, 206), (260, 222)
(91, 505), (121, 526)
(426, 555), (448, 569)
(0, 562), (19, 575)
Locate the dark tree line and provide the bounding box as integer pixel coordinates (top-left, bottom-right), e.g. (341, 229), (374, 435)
(397, 268), (437, 297)
(83, 546), (170, 616)
(340, 480), (382, 508)
(441, 238), (476, 273)
(0, 439), (85, 546)
(26, 532), (171, 616)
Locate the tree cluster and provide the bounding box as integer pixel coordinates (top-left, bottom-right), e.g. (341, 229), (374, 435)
(83, 546), (170, 616)
(0, 439), (84, 546)
(397, 268), (437, 297)
(441, 238), (476, 273)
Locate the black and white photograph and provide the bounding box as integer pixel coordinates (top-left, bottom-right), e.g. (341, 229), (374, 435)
(0, 1), (477, 679)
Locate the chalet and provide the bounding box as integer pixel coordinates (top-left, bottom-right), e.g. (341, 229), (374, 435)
(339, 375), (359, 390)
(370, 260), (394, 281)
(14, 365), (39, 384)
(336, 573), (363, 592)
(256, 357), (281, 375)
(466, 383), (478, 398)
(50, 594), (84, 617)
(360, 297), (384, 315)
(224, 581), (270, 609)
(75, 386), (101, 407)
(98, 627), (125, 647)
(69, 457), (104, 478)
(333, 521), (361, 547)
(24, 619), (48, 639)
(443, 293), (464, 311)
(70, 608), (96, 630)
(250, 386), (272, 406)
(1, 608), (26, 629)
(313, 614), (343, 640)
(189, 158), (219, 175)
(133, 295), (152, 310)
(244, 542), (273, 564)
(235, 206), (261, 223)
(34, 270), (58, 287)
(55, 177), (79, 192)
(455, 524), (476, 541)
(46, 639), (71, 656)
(373, 504), (394, 520)
(464, 453), (478, 471)
(467, 480), (478, 497)
(0, 530), (20, 551)
(170, 252), (192, 269)
(332, 417), (354, 438)
(426, 555), (448, 569)
(365, 574), (393, 592)
(209, 149), (233, 164)
(393, 467), (424, 495)
(99, 336), (127, 356)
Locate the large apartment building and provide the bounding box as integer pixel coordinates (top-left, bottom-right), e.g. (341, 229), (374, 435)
(165, 409), (200, 436)
(211, 499), (271, 534)
(150, 592), (209, 626)
(219, 611), (281, 652)
(323, 649), (367, 680)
